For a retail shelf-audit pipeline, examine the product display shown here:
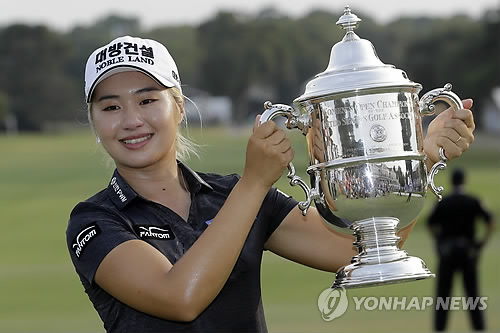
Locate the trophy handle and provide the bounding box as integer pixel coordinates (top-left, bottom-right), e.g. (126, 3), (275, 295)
(419, 83), (464, 201)
(259, 101), (312, 215)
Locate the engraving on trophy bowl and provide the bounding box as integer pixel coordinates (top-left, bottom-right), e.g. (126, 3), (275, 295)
(370, 124), (387, 142)
(310, 91), (423, 164)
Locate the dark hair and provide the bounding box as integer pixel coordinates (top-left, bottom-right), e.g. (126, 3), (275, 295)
(452, 168), (465, 186)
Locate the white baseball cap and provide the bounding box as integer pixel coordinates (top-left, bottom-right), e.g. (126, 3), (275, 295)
(84, 36), (182, 103)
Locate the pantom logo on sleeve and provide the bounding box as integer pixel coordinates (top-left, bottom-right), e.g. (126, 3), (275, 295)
(136, 225), (175, 240)
(71, 223), (101, 259)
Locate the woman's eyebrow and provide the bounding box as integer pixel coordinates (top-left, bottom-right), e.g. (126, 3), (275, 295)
(96, 94), (120, 102)
(95, 87), (160, 102)
(134, 87), (160, 95)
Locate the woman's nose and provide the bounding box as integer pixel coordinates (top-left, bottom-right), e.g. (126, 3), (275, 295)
(122, 105), (144, 130)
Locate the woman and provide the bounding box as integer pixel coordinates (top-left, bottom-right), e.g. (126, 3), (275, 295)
(67, 36), (475, 332)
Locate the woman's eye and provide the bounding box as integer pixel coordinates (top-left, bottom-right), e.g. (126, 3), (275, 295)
(102, 105), (120, 111)
(140, 99), (157, 105)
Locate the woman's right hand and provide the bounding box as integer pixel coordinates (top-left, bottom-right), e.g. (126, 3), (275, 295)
(243, 116), (294, 189)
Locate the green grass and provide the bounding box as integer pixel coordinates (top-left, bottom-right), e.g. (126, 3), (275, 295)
(0, 128), (498, 332)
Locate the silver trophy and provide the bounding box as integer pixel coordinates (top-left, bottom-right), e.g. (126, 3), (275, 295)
(259, 6), (463, 288)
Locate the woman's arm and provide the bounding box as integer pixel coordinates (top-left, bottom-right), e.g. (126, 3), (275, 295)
(264, 206), (355, 272)
(94, 120), (294, 322)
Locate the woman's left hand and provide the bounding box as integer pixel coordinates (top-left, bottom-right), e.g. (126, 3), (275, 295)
(423, 99), (475, 167)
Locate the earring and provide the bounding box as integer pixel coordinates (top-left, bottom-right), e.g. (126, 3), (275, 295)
(96, 137), (101, 143)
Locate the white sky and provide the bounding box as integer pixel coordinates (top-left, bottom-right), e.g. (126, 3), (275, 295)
(1, 0), (499, 31)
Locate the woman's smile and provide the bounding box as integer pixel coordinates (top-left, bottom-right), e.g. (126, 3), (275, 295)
(119, 133), (154, 149)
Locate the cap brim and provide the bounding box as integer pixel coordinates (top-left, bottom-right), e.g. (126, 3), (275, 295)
(86, 65), (175, 103)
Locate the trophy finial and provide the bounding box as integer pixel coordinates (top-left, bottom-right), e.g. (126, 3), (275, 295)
(336, 5), (362, 32)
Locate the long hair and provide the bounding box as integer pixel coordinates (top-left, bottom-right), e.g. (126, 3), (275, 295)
(169, 87), (200, 162)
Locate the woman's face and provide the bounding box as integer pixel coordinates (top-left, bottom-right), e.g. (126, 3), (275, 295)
(90, 71), (183, 169)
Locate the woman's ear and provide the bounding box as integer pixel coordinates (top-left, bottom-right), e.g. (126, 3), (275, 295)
(170, 90), (185, 126)
(178, 108), (185, 126)
(176, 99), (185, 126)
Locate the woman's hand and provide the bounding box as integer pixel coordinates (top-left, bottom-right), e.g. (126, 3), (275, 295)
(243, 116), (294, 189)
(423, 99), (475, 168)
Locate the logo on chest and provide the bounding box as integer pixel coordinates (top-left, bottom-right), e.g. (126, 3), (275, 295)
(135, 225), (176, 240)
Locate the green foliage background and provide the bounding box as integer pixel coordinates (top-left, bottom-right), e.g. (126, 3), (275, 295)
(0, 129), (498, 332)
(0, 7), (498, 130)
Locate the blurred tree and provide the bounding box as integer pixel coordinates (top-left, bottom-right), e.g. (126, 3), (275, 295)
(65, 15), (141, 103)
(0, 90), (7, 128)
(143, 25), (201, 87)
(381, 17), (438, 68)
(0, 25), (80, 131)
(197, 11), (248, 119)
(475, 8), (500, 93)
(403, 15), (496, 122)
(197, 8), (342, 122)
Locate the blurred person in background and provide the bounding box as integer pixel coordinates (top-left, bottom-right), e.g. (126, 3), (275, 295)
(66, 36), (476, 333)
(428, 168), (494, 331)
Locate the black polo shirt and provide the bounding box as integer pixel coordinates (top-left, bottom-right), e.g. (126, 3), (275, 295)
(66, 162), (298, 333)
(428, 190), (492, 242)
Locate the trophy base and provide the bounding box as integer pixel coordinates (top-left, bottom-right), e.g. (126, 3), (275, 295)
(332, 217), (435, 289)
(332, 255), (435, 289)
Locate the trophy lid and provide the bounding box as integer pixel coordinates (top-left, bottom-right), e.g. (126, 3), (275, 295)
(295, 6), (421, 102)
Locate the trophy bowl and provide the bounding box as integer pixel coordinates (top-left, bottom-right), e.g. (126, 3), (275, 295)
(259, 6), (463, 289)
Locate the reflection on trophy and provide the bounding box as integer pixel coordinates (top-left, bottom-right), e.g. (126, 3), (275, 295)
(259, 6), (464, 289)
